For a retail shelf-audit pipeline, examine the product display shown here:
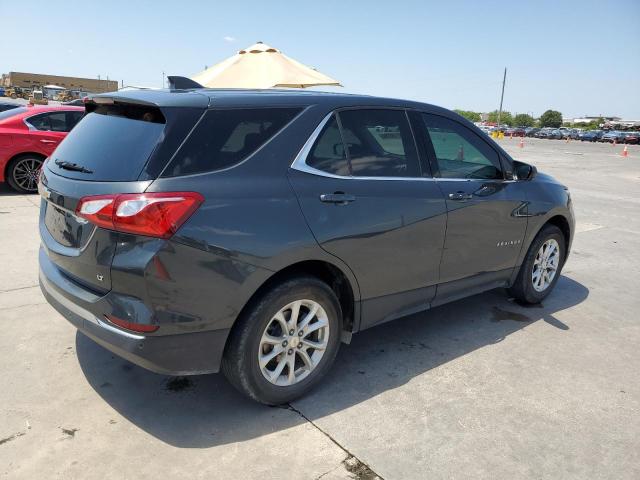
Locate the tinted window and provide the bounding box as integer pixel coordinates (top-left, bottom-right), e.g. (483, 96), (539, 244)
(48, 112), (68, 132)
(26, 113), (53, 131)
(422, 114), (502, 179)
(67, 111), (84, 129)
(48, 111), (165, 181)
(306, 115), (350, 176)
(25, 111), (81, 132)
(338, 109), (420, 177)
(163, 108), (300, 177)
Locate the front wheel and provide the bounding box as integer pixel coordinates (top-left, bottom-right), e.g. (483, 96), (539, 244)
(222, 276), (342, 405)
(509, 225), (565, 304)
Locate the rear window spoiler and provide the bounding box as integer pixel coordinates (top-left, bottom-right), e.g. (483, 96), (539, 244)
(168, 76), (204, 90)
(86, 82), (210, 109)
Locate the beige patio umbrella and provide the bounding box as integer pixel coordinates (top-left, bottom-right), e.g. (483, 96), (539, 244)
(192, 42), (341, 89)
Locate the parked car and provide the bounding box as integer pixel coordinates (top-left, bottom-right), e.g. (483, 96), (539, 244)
(38, 87), (574, 404)
(535, 128), (553, 139)
(0, 102), (21, 113)
(560, 129), (579, 140)
(0, 105), (85, 192)
(505, 127), (526, 137)
(578, 130), (603, 142)
(548, 129), (563, 140)
(622, 131), (639, 144)
(525, 127), (540, 137)
(62, 98), (88, 106)
(601, 131), (626, 143)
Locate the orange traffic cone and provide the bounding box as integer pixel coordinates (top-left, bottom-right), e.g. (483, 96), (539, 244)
(519, 136), (524, 148)
(621, 145), (628, 157)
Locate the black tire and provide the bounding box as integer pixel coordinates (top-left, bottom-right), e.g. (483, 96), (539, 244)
(509, 225), (565, 304)
(6, 154), (44, 193)
(222, 276), (342, 405)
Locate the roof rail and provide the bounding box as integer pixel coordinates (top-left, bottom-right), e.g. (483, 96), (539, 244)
(167, 76), (204, 90)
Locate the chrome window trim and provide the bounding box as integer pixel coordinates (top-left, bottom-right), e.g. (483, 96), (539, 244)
(23, 116), (39, 131)
(290, 111), (434, 182)
(290, 111), (518, 183)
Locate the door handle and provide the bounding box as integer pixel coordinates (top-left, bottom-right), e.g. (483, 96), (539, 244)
(448, 192), (474, 201)
(320, 193), (356, 205)
(40, 139), (58, 144)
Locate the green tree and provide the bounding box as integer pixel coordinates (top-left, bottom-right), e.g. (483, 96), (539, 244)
(486, 110), (513, 126)
(539, 110), (563, 128)
(453, 109), (481, 122)
(513, 113), (535, 127)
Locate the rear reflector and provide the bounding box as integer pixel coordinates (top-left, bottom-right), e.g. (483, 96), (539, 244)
(105, 314), (159, 333)
(76, 191), (203, 238)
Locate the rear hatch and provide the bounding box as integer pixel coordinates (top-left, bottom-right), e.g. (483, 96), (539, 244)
(40, 95), (207, 293)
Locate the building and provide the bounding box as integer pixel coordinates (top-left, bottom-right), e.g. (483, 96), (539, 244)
(1, 72), (118, 94)
(571, 116), (621, 124)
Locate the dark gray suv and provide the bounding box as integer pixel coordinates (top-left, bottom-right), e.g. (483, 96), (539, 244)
(38, 87), (574, 404)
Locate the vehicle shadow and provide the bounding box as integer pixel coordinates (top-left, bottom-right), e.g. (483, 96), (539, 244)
(0, 183), (24, 196)
(76, 275), (588, 448)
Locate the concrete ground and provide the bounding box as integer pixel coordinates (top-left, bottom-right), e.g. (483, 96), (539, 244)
(1, 138), (639, 479)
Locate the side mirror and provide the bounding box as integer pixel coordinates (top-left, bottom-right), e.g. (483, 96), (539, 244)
(513, 161), (537, 181)
(527, 164), (538, 180)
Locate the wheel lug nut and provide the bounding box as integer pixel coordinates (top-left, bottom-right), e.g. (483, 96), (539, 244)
(282, 340), (288, 347)
(297, 344), (302, 349)
(298, 330), (303, 336)
(288, 349), (293, 355)
(289, 329), (294, 335)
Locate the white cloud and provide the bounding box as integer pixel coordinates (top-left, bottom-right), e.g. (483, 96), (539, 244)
(223, 36), (236, 43)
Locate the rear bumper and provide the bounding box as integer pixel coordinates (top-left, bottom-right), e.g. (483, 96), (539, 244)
(39, 247), (228, 375)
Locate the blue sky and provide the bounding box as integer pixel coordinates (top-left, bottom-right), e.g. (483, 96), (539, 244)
(2, 0), (639, 118)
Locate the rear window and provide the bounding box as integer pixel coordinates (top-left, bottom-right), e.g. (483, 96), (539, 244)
(49, 108), (165, 181)
(162, 108), (301, 177)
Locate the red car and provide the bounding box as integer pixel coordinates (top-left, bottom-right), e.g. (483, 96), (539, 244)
(0, 105), (84, 192)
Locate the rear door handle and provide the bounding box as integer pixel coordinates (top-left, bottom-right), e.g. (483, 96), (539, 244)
(320, 193), (356, 205)
(448, 192), (474, 201)
(40, 139), (58, 144)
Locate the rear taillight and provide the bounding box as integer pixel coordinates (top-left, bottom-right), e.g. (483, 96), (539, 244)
(76, 192), (203, 239)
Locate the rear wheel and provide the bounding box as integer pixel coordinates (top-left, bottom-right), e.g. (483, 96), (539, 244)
(6, 154), (44, 193)
(509, 225), (565, 304)
(222, 276), (342, 405)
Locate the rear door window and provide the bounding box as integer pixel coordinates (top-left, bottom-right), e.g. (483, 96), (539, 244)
(306, 115), (350, 176)
(67, 111), (84, 129)
(337, 109), (421, 178)
(162, 108), (301, 177)
(26, 113), (53, 131)
(24, 111), (82, 132)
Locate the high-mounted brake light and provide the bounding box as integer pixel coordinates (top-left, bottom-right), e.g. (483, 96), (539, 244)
(76, 192), (203, 238)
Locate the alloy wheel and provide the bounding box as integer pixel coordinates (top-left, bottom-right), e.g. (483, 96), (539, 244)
(532, 239), (560, 292)
(12, 157), (43, 192)
(258, 299), (330, 386)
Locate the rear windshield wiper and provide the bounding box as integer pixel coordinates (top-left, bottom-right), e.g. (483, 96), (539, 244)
(54, 159), (94, 174)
